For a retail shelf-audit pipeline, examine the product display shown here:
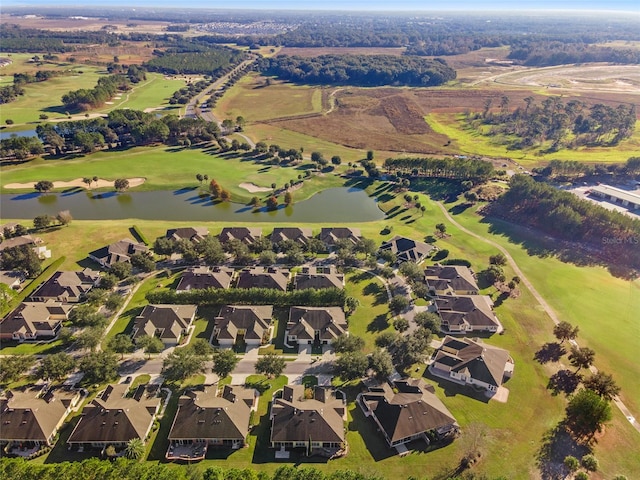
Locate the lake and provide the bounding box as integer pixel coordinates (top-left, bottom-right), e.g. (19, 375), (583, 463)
(0, 129), (37, 140)
(0, 187), (385, 223)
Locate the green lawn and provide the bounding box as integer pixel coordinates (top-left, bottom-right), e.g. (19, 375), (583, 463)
(0, 145), (345, 204)
(95, 73), (186, 113)
(427, 112), (640, 165)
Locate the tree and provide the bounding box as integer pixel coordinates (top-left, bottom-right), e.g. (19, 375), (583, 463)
(212, 349), (239, 379)
(79, 351), (119, 385)
(190, 338), (213, 356)
(196, 173), (204, 184)
(259, 250), (277, 265)
(413, 311), (441, 333)
(391, 328), (432, 369)
(56, 210), (73, 225)
(38, 352), (76, 381)
(334, 351), (368, 381)
(136, 335), (164, 358)
(568, 346), (596, 372)
(266, 196), (278, 210)
(125, 438), (146, 460)
(130, 252), (155, 272)
(435, 223), (447, 234)
(564, 455), (580, 472)
(366, 150), (374, 161)
(369, 349), (393, 380)
(343, 296), (360, 316)
(332, 334), (365, 354)
(220, 189), (231, 202)
(114, 178), (130, 192)
(310, 151), (324, 163)
(77, 326), (104, 352)
(489, 253), (507, 266)
(331, 155), (342, 165)
(581, 454), (599, 472)
(553, 321), (579, 343)
(375, 331), (398, 348)
(398, 261), (423, 283)
(34, 180), (54, 193)
(565, 388), (612, 439)
(393, 317), (409, 332)
(284, 191), (293, 205)
(583, 371), (620, 400)
(0, 355), (36, 385)
(0, 244), (41, 277)
(389, 295), (409, 314)
(110, 261), (132, 280)
(162, 348), (206, 383)
(255, 352), (285, 379)
(250, 196), (261, 208)
(33, 215), (53, 230)
(575, 473), (589, 480)
(107, 334), (135, 359)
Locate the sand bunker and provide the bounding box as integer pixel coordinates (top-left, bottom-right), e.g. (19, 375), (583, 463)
(239, 182), (272, 193)
(4, 177), (146, 190)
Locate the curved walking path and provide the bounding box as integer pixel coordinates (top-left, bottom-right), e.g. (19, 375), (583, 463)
(436, 202), (640, 434)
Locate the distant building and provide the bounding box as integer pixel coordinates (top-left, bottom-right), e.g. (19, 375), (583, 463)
(88, 238), (148, 268)
(236, 267), (289, 291)
(30, 269), (100, 303)
(590, 185), (640, 210)
(176, 266), (234, 292)
(166, 385), (258, 460)
(67, 383), (161, 451)
(271, 227), (313, 248)
(319, 227), (361, 248)
(213, 305), (272, 347)
(379, 236), (434, 264)
(132, 304), (197, 346)
(293, 266), (344, 291)
(0, 301), (71, 342)
(358, 378), (458, 451)
(165, 227), (209, 244)
(286, 306), (348, 347)
(218, 227), (262, 245)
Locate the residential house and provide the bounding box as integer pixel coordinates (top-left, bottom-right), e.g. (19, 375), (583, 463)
(236, 267), (289, 292)
(132, 304), (197, 347)
(379, 236), (434, 264)
(429, 336), (514, 393)
(434, 295), (502, 334)
(0, 270), (24, 290)
(270, 385), (346, 456)
(176, 266), (234, 292)
(212, 305), (272, 347)
(0, 301), (71, 342)
(30, 269), (101, 303)
(424, 265), (479, 296)
(358, 379), (458, 450)
(0, 222), (19, 239)
(218, 227), (262, 246)
(165, 227), (209, 244)
(88, 238), (149, 268)
(0, 386), (82, 451)
(286, 306), (347, 347)
(319, 228), (361, 248)
(0, 235), (51, 260)
(293, 266), (344, 291)
(166, 385), (258, 460)
(67, 383), (161, 450)
(271, 227), (313, 248)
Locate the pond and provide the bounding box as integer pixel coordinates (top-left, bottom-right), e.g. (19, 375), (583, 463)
(0, 187), (385, 223)
(0, 129), (37, 140)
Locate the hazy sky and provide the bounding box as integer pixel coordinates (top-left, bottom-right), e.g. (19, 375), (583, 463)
(4, 0), (639, 10)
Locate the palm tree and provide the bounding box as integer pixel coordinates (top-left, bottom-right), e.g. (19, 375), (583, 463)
(124, 437), (146, 460)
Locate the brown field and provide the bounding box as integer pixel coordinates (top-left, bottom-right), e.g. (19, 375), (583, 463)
(278, 46), (406, 57)
(56, 41), (158, 65)
(2, 14), (171, 34)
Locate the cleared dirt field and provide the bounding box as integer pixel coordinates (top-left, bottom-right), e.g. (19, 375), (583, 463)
(2, 14), (172, 34)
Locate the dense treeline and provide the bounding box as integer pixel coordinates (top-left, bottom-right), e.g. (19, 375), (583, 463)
(383, 157), (495, 183)
(145, 47), (245, 75)
(147, 286), (346, 307)
(471, 96), (636, 151)
(0, 24), (119, 52)
(0, 136), (44, 159)
(490, 175), (640, 270)
(533, 157), (640, 181)
(61, 67), (146, 111)
(259, 55), (456, 87)
(508, 40), (640, 66)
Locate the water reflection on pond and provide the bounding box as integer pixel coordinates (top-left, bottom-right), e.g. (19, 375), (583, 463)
(1, 187), (384, 223)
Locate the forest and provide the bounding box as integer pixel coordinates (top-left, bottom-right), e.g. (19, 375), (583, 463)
(259, 55), (456, 87)
(489, 175), (640, 270)
(469, 96), (636, 151)
(507, 40), (640, 66)
(383, 157), (495, 183)
(144, 46), (246, 75)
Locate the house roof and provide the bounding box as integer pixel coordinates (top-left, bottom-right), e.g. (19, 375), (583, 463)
(218, 227), (262, 245)
(433, 336), (511, 388)
(214, 305), (272, 341)
(270, 385), (345, 444)
(0, 301), (71, 336)
(435, 295), (500, 330)
(287, 307), (347, 341)
(293, 266), (344, 290)
(176, 266), (234, 292)
(0, 235), (39, 251)
(271, 228), (313, 246)
(0, 386), (79, 442)
(379, 236), (434, 263)
(88, 238), (148, 266)
(165, 227), (209, 243)
(133, 304), (197, 341)
(30, 269), (100, 301)
(360, 379), (457, 444)
(0, 270), (24, 287)
(424, 265), (478, 293)
(168, 386), (256, 441)
(236, 267), (289, 291)
(67, 384), (161, 445)
(319, 227), (361, 246)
